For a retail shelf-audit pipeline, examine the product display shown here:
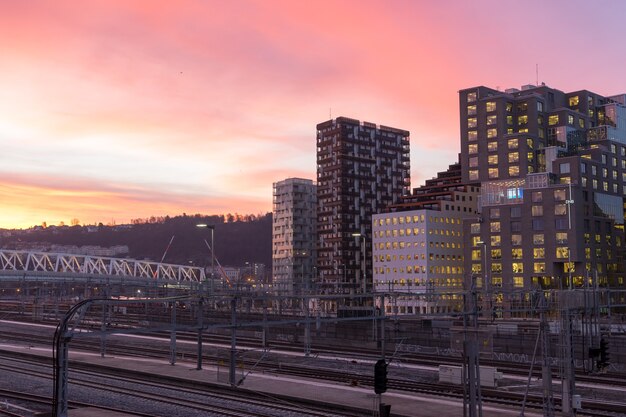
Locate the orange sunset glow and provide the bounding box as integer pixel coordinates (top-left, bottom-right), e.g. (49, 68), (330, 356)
(2, 0), (626, 229)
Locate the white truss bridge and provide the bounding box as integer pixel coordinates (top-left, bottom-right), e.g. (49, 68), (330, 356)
(0, 249), (206, 282)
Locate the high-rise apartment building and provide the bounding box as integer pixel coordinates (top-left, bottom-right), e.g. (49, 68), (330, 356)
(372, 161), (479, 315)
(316, 117), (410, 306)
(459, 84), (626, 316)
(272, 178), (317, 295)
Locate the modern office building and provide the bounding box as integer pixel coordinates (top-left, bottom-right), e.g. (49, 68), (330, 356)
(272, 178), (317, 295)
(459, 84), (626, 316)
(372, 161), (480, 315)
(316, 117), (410, 308)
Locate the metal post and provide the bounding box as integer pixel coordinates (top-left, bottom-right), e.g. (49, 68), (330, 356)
(541, 303), (555, 416)
(230, 297), (237, 387)
(100, 301), (107, 358)
(196, 297), (203, 370)
(211, 227), (215, 294)
(304, 294), (311, 357)
(170, 301), (177, 365)
(380, 294), (385, 358)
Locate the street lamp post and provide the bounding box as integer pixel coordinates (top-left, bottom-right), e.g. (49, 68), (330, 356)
(195, 223), (215, 371)
(196, 224), (215, 291)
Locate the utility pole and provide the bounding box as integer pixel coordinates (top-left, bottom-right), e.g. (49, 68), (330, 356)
(463, 275), (483, 417)
(230, 296), (237, 387)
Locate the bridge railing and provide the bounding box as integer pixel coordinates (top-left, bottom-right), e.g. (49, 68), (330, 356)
(0, 249), (206, 282)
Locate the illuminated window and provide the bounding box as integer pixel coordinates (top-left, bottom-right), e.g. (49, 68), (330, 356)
(518, 115), (528, 125)
(538, 115), (544, 125)
(527, 138), (534, 149)
(556, 232), (568, 244)
(508, 138), (518, 149)
(512, 262), (523, 273)
(490, 208), (500, 219)
(488, 168), (499, 178)
(533, 262), (545, 273)
(467, 92), (477, 102)
(564, 262), (575, 273)
(488, 155), (498, 165)
(569, 96), (579, 107)
(487, 128), (497, 138)
(554, 189), (566, 201)
(568, 115), (574, 125)
(491, 249), (501, 259)
(468, 130), (477, 141)
(556, 247), (569, 259)
(488, 142), (498, 151)
(579, 118), (585, 129)
(486, 101), (497, 112)
(509, 166), (520, 177)
(555, 204), (567, 215)
(517, 102), (528, 112)
(507, 115), (513, 125)
(533, 248), (545, 258)
(511, 248), (523, 259)
(490, 222), (500, 232)
(511, 234), (522, 245)
(490, 235), (501, 246)
(468, 118), (477, 128)
(467, 105), (477, 115)
(487, 115), (497, 125)
(513, 277), (524, 288)
(548, 115), (559, 125)
(469, 170), (478, 180)
(468, 144), (478, 154)
(508, 152), (519, 163)
(471, 250), (481, 261)
(532, 191), (542, 202)
(532, 205), (543, 216)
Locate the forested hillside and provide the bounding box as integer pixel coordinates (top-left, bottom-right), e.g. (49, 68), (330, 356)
(0, 213), (272, 268)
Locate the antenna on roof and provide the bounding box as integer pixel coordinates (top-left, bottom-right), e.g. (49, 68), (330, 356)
(536, 63), (539, 86)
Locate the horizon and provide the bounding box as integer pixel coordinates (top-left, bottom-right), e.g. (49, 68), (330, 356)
(2, 0), (626, 229)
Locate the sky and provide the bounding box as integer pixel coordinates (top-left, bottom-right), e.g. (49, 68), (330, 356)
(1, 0), (626, 229)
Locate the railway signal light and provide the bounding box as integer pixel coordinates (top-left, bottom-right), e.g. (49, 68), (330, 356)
(374, 358), (388, 394)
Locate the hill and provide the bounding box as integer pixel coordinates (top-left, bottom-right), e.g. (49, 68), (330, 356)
(0, 213), (272, 269)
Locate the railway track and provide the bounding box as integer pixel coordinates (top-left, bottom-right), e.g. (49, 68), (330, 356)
(3, 319), (626, 416)
(0, 355), (369, 417)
